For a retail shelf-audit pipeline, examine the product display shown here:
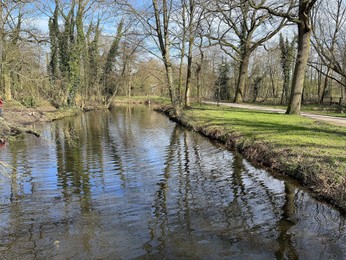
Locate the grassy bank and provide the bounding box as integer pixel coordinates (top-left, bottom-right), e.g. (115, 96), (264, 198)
(156, 104), (346, 211)
(214, 100), (346, 118)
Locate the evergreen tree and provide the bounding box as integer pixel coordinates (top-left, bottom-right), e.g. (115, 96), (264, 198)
(279, 34), (295, 104)
(103, 19), (124, 95)
(48, 4), (60, 81)
(215, 60), (231, 101)
(88, 19), (101, 92)
(67, 0), (87, 106)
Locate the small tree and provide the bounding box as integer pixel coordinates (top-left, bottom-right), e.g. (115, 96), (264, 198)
(215, 60), (230, 101)
(279, 34), (296, 104)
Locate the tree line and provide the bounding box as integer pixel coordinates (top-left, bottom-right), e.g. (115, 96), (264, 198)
(0, 0), (345, 114)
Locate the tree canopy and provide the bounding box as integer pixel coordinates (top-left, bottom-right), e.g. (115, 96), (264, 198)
(1, 0), (345, 114)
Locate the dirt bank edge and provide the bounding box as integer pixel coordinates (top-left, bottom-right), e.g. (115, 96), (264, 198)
(0, 101), (107, 139)
(155, 105), (346, 214)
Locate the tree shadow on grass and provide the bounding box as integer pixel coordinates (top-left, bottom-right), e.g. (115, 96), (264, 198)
(193, 109), (346, 137)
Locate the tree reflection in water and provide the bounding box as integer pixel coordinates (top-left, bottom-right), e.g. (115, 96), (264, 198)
(0, 106), (345, 259)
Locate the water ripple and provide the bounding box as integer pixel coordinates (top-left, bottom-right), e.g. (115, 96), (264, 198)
(0, 106), (345, 259)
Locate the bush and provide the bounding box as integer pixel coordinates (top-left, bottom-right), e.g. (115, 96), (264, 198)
(21, 97), (38, 108)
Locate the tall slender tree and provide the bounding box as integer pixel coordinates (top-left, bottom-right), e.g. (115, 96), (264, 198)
(152, 0), (176, 108)
(103, 19), (124, 91)
(279, 34), (296, 104)
(48, 3), (60, 81)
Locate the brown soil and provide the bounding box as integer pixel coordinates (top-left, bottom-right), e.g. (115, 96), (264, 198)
(0, 100), (81, 139)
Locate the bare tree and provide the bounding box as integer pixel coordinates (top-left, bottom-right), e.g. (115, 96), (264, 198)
(183, 0), (204, 107)
(312, 0), (346, 103)
(0, 1), (48, 103)
(253, 0), (318, 114)
(152, 0), (176, 106)
(115, 0), (179, 112)
(204, 0), (287, 103)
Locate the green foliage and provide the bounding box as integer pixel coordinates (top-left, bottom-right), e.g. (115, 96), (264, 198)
(47, 0), (102, 106)
(48, 5), (59, 80)
(88, 19), (101, 86)
(21, 97), (38, 108)
(104, 19), (124, 76)
(58, 6), (75, 77)
(103, 19), (125, 95)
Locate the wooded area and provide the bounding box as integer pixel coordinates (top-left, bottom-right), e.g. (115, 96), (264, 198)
(0, 0), (345, 114)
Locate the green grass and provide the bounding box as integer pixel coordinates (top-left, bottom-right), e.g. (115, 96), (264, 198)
(177, 104), (346, 209)
(189, 105), (345, 163)
(253, 102), (346, 118)
(301, 105), (346, 118)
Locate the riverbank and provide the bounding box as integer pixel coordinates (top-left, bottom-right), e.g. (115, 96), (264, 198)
(0, 96), (165, 140)
(111, 96), (168, 106)
(155, 104), (346, 212)
(0, 100), (85, 139)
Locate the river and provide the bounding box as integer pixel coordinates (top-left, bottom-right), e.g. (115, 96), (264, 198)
(0, 106), (345, 259)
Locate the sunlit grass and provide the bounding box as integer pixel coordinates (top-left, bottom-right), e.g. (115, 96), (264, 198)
(183, 105), (346, 187)
(253, 102), (346, 118)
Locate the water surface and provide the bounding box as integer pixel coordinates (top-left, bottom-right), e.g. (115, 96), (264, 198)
(0, 106), (345, 259)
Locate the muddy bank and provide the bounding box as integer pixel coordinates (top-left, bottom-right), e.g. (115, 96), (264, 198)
(0, 98), (158, 140)
(155, 105), (346, 213)
(0, 101), (93, 139)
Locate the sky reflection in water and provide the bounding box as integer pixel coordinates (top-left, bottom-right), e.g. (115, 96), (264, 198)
(0, 106), (345, 259)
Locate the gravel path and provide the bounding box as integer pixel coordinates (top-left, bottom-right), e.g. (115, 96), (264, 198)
(202, 101), (346, 127)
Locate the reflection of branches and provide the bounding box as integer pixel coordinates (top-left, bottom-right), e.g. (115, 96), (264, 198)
(55, 120), (92, 212)
(0, 161), (14, 178)
(106, 109), (127, 186)
(226, 152), (254, 228)
(275, 182), (298, 259)
(147, 124), (181, 256)
(181, 131), (192, 230)
(242, 163), (284, 217)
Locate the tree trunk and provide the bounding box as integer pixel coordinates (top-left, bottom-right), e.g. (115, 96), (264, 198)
(234, 52), (250, 103)
(184, 36), (193, 107)
(196, 64), (201, 105)
(152, 0), (177, 110)
(281, 71), (290, 104)
(340, 85), (344, 103)
(3, 65), (11, 100)
(320, 68), (330, 104)
(184, 0), (195, 108)
(165, 59), (175, 105)
(317, 62), (322, 101)
(269, 67), (276, 98)
(286, 1), (314, 115)
(178, 1), (186, 105)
